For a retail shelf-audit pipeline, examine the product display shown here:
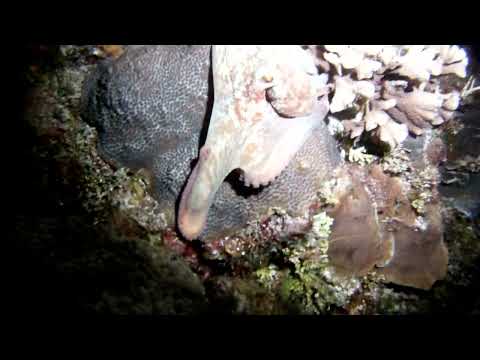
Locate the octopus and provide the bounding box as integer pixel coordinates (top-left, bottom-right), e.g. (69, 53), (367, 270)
(82, 45), (340, 241)
(178, 46), (332, 239)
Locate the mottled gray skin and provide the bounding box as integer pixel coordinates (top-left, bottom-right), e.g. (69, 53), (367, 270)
(82, 45), (341, 241)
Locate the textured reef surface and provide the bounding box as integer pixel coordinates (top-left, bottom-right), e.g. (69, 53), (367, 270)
(12, 45), (480, 314)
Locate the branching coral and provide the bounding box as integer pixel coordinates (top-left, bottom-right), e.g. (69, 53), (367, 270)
(387, 45), (443, 81)
(423, 45), (469, 77)
(323, 45), (388, 79)
(329, 75), (375, 113)
(317, 45), (469, 150)
(364, 98), (409, 148)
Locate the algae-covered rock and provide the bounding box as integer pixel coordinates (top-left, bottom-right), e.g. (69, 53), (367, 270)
(14, 45), (207, 314)
(14, 214), (207, 315)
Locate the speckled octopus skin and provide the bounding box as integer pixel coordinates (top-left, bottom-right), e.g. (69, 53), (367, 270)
(82, 45), (341, 241)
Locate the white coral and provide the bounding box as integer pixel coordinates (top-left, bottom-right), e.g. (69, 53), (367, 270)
(430, 45), (468, 77)
(323, 45), (386, 79)
(316, 45), (468, 150)
(347, 146), (376, 165)
(330, 76), (375, 113)
(324, 45), (364, 69)
(386, 45), (469, 81)
(343, 111), (365, 139)
(355, 58), (383, 80)
(364, 99), (397, 131)
(322, 44), (468, 82)
(388, 46), (442, 81)
(442, 91), (460, 111)
(398, 88), (444, 123)
(376, 120), (409, 149)
(363, 99), (408, 148)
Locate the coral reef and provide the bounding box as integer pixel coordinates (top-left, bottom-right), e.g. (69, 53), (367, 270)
(14, 44), (480, 315)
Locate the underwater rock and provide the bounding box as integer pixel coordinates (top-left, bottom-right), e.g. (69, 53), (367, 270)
(82, 45), (341, 241)
(14, 213), (207, 315)
(440, 108), (480, 218)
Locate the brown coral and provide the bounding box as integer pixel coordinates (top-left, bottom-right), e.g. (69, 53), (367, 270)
(328, 171), (389, 276)
(377, 206), (448, 290)
(325, 164), (448, 290)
